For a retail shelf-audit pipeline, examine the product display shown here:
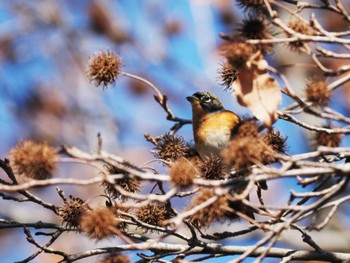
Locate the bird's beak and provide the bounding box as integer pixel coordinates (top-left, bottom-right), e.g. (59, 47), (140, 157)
(186, 95), (199, 105)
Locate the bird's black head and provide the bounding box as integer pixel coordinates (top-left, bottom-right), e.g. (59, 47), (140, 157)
(186, 91), (224, 112)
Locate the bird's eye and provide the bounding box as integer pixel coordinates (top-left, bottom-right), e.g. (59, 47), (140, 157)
(202, 96), (211, 103)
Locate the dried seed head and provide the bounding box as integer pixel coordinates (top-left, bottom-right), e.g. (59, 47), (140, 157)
(87, 50), (122, 88)
(237, 0), (265, 14)
(221, 136), (274, 171)
(154, 133), (190, 162)
(262, 129), (287, 153)
(286, 19), (314, 51)
(305, 77), (332, 105)
(101, 253), (130, 263)
(222, 42), (255, 69)
(315, 130), (342, 148)
(9, 140), (57, 180)
(238, 16), (271, 53)
(136, 202), (169, 227)
(236, 119), (259, 138)
(239, 16), (270, 40)
(102, 165), (141, 200)
(58, 195), (90, 229)
(201, 155), (225, 180)
(218, 60), (238, 90)
(80, 207), (119, 240)
(187, 189), (230, 228)
(169, 158), (197, 189)
(239, 17), (272, 53)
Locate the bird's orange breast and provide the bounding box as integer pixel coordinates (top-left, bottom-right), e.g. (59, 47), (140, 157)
(193, 110), (240, 158)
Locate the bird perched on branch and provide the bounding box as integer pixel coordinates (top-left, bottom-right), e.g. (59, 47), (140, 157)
(186, 91), (268, 185)
(186, 91), (240, 161)
(186, 91), (267, 219)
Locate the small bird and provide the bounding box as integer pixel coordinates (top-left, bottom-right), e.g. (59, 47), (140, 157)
(186, 91), (240, 161)
(187, 91), (264, 220)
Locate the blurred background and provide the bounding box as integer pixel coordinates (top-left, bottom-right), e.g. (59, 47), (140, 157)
(1, 0), (350, 262)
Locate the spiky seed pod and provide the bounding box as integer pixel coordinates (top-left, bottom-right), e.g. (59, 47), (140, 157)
(286, 19), (314, 51)
(201, 155), (225, 180)
(263, 129), (287, 153)
(136, 202), (169, 227)
(315, 131), (342, 148)
(222, 42), (255, 69)
(218, 60), (238, 90)
(221, 136), (275, 171)
(102, 165), (141, 200)
(87, 50), (123, 88)
(169, 158), (197, 189)
(238, 16), (272, 53)
(236, 119), (259, 138)
(238, 16), (270, 40)
(9, 140), (57, 180)
(58, 195), (90, 229)
(236, 0), (265, 14)
(101, 253), (130, 263)
(154, 133), (190, 162)
(80, 207), (120, 240)
(187, 189), (230, 228)
(305, 77), (332, 105)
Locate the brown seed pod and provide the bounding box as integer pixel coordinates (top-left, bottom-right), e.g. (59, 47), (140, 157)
(58, 195), (90, 229)
(153, 133), (190, 162)
(9, 140), (57, 180)
(169, 158), (198, 189)
(87, 50), (123, 88)
(80, 207), (120, 240)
